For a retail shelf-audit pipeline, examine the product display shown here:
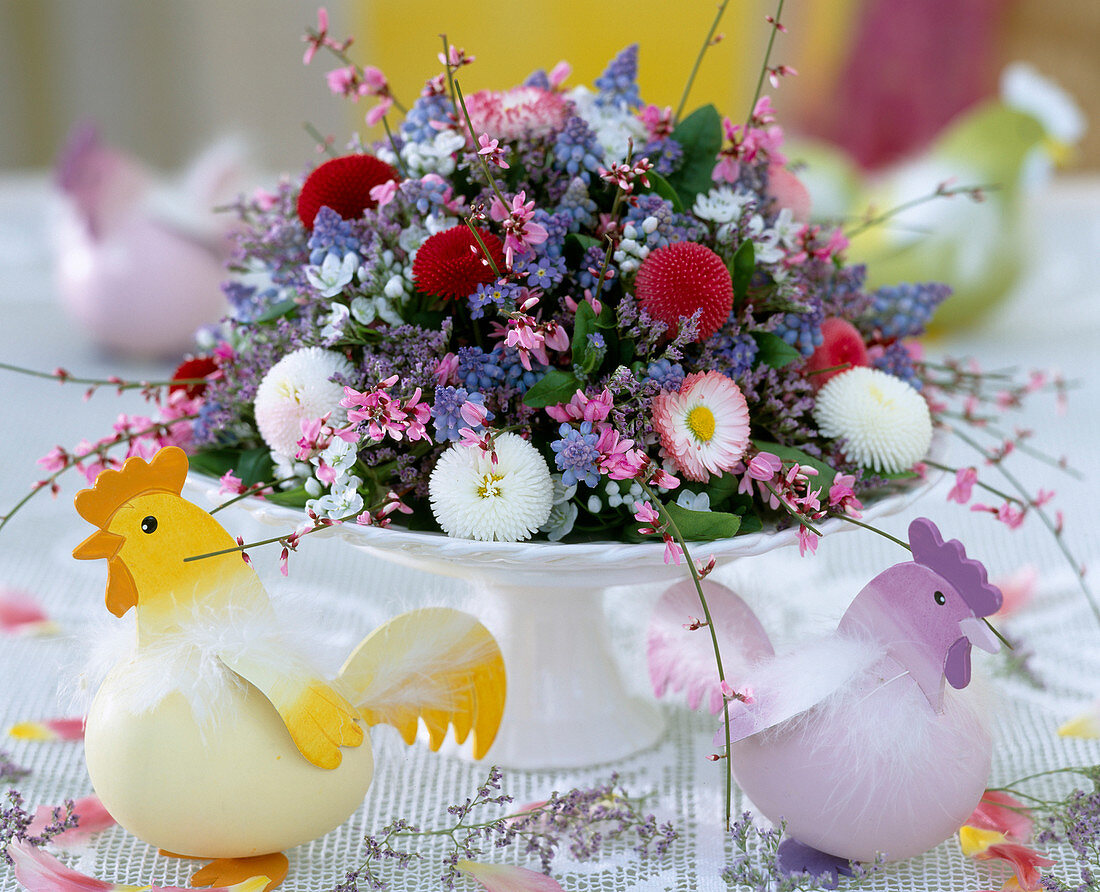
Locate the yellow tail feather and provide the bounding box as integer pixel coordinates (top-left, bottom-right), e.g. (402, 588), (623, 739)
(339, 608), (506, 760)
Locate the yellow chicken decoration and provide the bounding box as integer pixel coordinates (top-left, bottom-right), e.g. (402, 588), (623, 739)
(72, 446), (505, 890)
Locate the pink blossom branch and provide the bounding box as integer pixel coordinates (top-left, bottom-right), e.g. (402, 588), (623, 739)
(845, 181), (998, 241)
(637, 478), (733, 830)
(741, 0), (787, 137)
(674, 0), (732, 123)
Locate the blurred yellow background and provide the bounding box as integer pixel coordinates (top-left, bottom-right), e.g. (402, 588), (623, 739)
(0, 0), (1095, 175)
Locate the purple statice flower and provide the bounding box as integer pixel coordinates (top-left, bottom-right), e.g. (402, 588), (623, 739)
(1, 790), (78, 865)
(457, 346), (505, 391)
(772, 302), (825, 356)
(469, 280), (521, 319)
(222, 281), (286, 324)
(643, 358), (685, 392)
(552, 422), (602, 488)
(556, 176), (598, 231)
(553, 116), (603, 184)
(577, 244), (617, 293)
(595, 44), (641, 110)
(740, 363), (819, 449)
(431, 386), (492, 442)
(864, 282), (952, 339)
(307, 206), (362, 265)
(400, 92), (454, 144)
(872, 341), (922, 389)
(354, 321), (454, 394)
(1, 751), (29, 784)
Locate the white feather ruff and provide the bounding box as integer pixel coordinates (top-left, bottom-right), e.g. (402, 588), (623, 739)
(67, 591), (346, 733)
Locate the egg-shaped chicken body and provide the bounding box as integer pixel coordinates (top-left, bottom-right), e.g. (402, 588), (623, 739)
(85, 663), (375, 858)
(730, 654), (992, 862)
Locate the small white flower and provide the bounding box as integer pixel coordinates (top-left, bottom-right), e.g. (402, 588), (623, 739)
(253, 347), (354, 459)
(693, 186), (752, 224)
(676, 490), (711, 511)
(307, 478), (364, 520)
(350, 295), (402, 327)
(320, 302), (351, 343)
(307, 251), (359, 297)
(272, 452), (312, 489)
(814, 367), (933, 474)
(540, 500), (578, 542)
(429, 433), (554, 541)
(586, 494), (603, 514)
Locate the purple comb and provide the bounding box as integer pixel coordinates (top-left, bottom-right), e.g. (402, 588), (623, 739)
(908, 518), (1002, 617)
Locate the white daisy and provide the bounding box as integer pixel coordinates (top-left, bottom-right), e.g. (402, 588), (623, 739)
(253, 347), (354, 459)
(429, 433), (554, 542)
(814, 367), (933, 473)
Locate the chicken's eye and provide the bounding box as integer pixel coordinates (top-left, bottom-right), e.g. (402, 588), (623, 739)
(933, 590), (946, 606)
(141, 516), (158, 534)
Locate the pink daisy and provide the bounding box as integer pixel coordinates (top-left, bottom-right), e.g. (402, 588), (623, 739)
(651, 372), (751, 482)
(464, 86), (571, 141)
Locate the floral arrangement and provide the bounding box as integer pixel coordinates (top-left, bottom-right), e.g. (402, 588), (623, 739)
(131, 12), (976, 553)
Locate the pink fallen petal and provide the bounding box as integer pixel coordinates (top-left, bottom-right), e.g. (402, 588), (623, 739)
(9, 718), (86, 742)
(27, 796), (116, 846)
(456, 860), (564, 892)
(965, 790), (1033, 843)
(647, 579), (773, 714)
(7, 841), (270, 892)
(993, 565), (1038, 617)
(0, 590), (58, 635)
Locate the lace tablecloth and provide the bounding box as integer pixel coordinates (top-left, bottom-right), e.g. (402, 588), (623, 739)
(1, 173), (1098, 890)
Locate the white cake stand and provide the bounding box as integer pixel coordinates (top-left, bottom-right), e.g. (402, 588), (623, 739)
(187, 456), (942, 770)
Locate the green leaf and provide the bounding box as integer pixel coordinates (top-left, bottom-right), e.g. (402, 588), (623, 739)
(751, 331), (803, 370)
(667, 104), (722, 207)
(187, 449), (240, 481)
(571, 300), (597, 363)
(522, 369), (583, 408)
(701, 473), (738, 509)
(664, 501), (742, 541)
(252, 298), (299, 324)
(729, 240), (755, 305)
(187, 446), (273, 490)
(644, 170), (684, 213)
(264, 486), (311, 508)
(752, 440), (838, 492)
(565, 233), (601, 253)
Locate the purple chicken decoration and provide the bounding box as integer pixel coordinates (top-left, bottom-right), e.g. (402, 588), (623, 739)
(648, 518), (1003, 864)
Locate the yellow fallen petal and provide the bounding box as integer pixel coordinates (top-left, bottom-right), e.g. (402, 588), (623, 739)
(1058, 704), (1100, 738)
(959, 825), (1007, 857)
(8, 722), (53, 741)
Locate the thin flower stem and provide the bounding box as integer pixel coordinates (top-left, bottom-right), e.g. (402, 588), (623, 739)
(950, 425), (1100, 627)
(209, 478), (297, 515)
(464, 219), (503, 279)
(762, 482), (823, 536)
(638, 479), (733, 831)
(453, 80), (511, 213)
(0, 362), (204, 392)
(924, 459), (1025, 506)
(827, 512), (911, 551)
(0, 416), (197, 534)
(303, 122), (339, 158)
(674, 0), (731, 123)
(382, 117), (409, 179)
(439, 34), (459, 112)
(741, 0), (787, 135)
(845, 183), (997, 241)
(936, 414), (1083, 480)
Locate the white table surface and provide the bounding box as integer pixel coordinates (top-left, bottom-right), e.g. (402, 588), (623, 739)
(1, 171), (1098, 891)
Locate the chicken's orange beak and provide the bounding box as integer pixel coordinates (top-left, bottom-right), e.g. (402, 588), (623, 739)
(73, 530), (124, 561)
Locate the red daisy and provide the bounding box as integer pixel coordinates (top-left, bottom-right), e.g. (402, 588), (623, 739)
(170, 355), (219, 399)
(413, 226), (506, 301)
(634, 242), (733, 342)
(296, 153), (399, 231)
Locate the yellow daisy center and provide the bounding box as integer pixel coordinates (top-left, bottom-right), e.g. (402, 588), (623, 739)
(477, 472), (505, 499)
(686, 405), (716, 443)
